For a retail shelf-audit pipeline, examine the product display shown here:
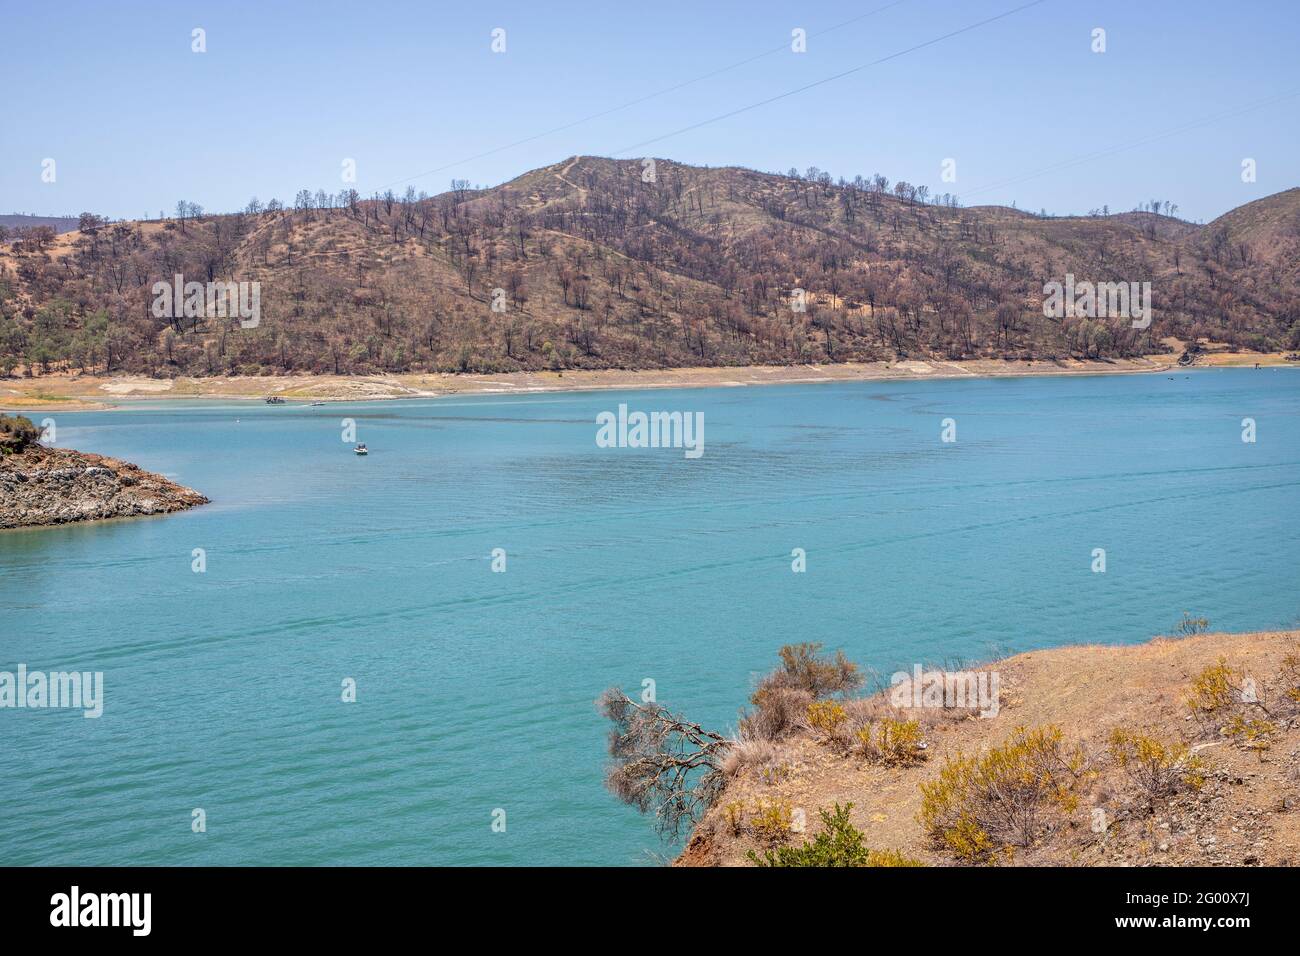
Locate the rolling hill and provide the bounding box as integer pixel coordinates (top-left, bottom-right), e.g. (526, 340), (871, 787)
(2, 157), (1298, 377)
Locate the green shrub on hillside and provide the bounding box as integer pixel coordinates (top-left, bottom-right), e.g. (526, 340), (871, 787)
(1185, 657), (1239, 718)
(0, 413), (40, 453)
(919, 725), (1084, 863)
(857, 717), (926, 765)
(1107, 728), (1205, 804)
(747, 803), (924, 867)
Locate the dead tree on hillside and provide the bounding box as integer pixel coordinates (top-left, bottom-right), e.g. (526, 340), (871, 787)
(597, 688), (730, 839)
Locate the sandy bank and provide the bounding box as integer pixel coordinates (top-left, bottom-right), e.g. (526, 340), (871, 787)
(3, 350), (1293, 413)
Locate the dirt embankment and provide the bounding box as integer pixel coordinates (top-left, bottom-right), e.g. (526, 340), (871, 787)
(680, 631), (1300, 867)
(0, 444), (208, 530)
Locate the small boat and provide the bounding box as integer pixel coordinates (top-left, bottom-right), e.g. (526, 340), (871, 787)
(310, 402), (326, 407)
(354, 443), (368, 456)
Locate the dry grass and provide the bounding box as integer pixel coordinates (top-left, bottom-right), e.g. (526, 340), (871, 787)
(678, 630), (1300, 867)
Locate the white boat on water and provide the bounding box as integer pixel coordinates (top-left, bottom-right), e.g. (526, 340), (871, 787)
(354, 443), (368, 456)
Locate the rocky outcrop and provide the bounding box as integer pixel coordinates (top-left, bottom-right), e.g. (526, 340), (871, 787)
(0, 445), (208, 529)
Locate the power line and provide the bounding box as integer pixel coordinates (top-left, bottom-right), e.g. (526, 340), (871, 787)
(375, 0), (913, 192)
(273, 83), (1295, 265)
(610, 0), (1051, 156)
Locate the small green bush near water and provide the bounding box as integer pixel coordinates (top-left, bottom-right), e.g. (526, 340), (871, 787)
(747, 803), (924, 867)
(1177, 612), (1211, 636)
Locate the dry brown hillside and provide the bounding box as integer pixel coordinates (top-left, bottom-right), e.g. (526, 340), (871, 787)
(668, 632), (1300, 867)
(3, 158), (1299, 378)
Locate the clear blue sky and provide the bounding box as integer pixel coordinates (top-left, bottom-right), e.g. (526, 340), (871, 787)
(3, 0), (1297, 222)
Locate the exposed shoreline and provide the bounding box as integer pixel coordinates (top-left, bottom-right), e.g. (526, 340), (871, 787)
(3, 350), (1295, 412)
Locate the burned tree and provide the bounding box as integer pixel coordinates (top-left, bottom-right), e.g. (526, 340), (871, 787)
(597, 688), (731, 839)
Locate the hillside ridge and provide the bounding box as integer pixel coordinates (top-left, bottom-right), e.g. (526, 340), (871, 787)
(2, 157), (1298, 378)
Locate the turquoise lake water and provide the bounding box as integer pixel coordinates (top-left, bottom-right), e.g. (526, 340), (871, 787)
(2, 368), (1297, 865)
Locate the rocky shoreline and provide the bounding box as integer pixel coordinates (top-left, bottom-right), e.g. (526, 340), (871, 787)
(0, 444), (208, 530)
